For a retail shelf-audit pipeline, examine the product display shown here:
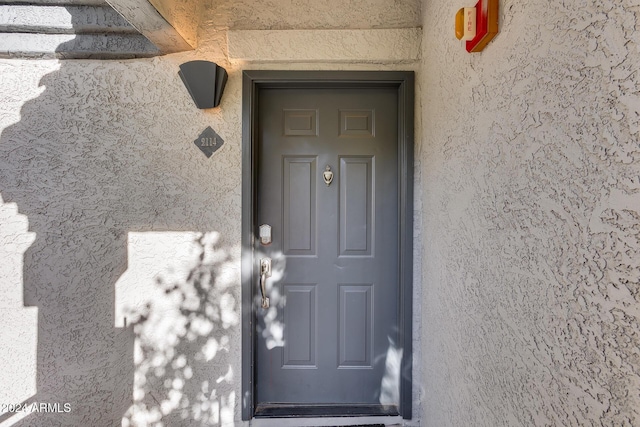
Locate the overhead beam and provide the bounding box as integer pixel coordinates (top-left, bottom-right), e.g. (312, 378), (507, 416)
(104, 0), (193, 54)
(228, 28), (422, 63)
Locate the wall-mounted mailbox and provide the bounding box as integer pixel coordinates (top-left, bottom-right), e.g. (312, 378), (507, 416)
(179, 60), (228, 109)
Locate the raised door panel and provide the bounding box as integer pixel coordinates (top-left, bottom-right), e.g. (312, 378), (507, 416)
(283, 156), (316, 256)
(339, 156), (373, 257)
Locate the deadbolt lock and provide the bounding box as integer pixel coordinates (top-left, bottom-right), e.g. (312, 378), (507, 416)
(259, 224), (272, 245)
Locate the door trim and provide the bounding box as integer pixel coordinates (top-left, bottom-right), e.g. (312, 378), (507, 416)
(241, 70), (415, 420)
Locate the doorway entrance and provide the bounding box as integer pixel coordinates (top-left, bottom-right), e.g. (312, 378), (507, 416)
(241, 71), (414, 420)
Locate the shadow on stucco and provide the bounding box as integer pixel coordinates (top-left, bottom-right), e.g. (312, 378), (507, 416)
(0, 64), (126, 427)
(0, 27), (238, 425)
(0, 34), (132, 427)
(0, 105), (135, 427)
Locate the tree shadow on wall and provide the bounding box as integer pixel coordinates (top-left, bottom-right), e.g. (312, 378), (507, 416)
(121, 233), (238, 427)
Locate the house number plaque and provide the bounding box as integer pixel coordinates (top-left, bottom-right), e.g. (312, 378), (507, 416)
(194, 126), (224, 158)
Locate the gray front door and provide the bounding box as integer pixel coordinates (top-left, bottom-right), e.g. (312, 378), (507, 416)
(254, 86), (400, 416)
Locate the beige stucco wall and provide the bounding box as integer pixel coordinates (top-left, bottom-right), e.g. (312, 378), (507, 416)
(0, 2), (422, 426)
(420, 0), (640, 426)
(200, 0), (421, 31)
(3, 0), (639, 426)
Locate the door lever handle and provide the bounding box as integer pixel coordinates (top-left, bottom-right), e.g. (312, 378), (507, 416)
(259, 258), (271, 308)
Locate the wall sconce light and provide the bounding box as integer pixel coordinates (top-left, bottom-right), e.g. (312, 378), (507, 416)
(455, 0), (498, 52)
(178, 60), (228, 109)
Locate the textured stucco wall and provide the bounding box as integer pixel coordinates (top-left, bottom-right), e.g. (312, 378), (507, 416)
(201, 0), (421, 31)
(147, 0), (202, 47)
(420, 1), (640, 426)
(0, 56), (244, 426)
(0, 1), (422, 425)
(0, 194), (37, 409)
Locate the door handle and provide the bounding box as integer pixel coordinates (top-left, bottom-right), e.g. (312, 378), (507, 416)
(259, 258), (271, 308)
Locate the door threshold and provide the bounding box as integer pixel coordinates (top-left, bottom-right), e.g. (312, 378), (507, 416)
(249, 415), (404, 427)
(255, 404), (398, 418)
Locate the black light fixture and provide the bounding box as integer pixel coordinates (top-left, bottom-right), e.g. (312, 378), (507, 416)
(178, 60), (228, 109)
